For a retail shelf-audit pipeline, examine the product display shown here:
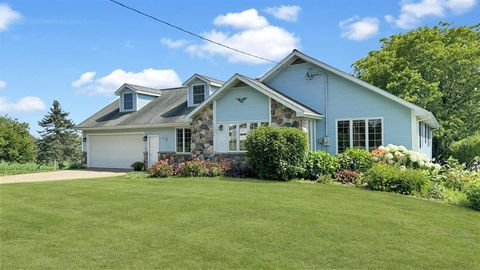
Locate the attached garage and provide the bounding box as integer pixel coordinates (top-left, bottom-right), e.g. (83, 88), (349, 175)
(88, 133), (144, 169)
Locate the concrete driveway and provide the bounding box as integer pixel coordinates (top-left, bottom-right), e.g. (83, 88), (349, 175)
(0, 169), (127, 184)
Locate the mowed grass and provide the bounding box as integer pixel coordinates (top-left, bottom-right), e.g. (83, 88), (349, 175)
(1, 177), (479, 269)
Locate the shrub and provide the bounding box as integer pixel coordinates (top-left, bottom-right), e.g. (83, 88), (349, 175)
(423, 182), (447, 200)
(450, 133), (480, 164)
(303, 151), (339, 180)
(435, 157), (479, 191)
(338, 148), (372, 172)
(364, 164), (429, 195)
(464, 183), (480, 211)
(246, 126), (307, 181)
(148, 160), (173, 177)
(131, 161), (144, 171)
(370, 144), (441, 170)
(176, 159), (208, 177)
(334, 169), (360, 184)
(67, 161), (85, 169)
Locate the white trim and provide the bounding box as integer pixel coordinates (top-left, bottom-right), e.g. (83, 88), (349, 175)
(183, 74), (223, 87)
(268, 98), (272, 125)
(114, 84), (161, 97)
(86, 132), (144, 168)
(191, 83), (207, 106)
(76, 123), (191, 131)
(260, 50), (439, 128)
(213, 100), (217, 153)
(185, 74), (323, 120)
(334, 117), (384, 154)
(147, 135), (159, 166)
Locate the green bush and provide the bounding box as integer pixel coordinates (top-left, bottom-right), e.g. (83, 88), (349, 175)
(435, 157), (478, 191)
(303, 151), (339, 180)
(177, 160), (208, 177)
(338, 148), (373, 172)
(450, 133), (480, 164)
(148, 160), (173, 177)
(246, 126), (307, 181)
(131, 161), (144, 171)
(364, 164), (429, 195)
(464, 183), (480, 211)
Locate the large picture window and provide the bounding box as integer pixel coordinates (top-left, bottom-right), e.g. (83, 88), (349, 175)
(176, 128), (191, 153)
(223, 121), (268, 152)
(123, 93), (133, 110)
(192, 85), (205, 105)
(336, 118), (382, 153)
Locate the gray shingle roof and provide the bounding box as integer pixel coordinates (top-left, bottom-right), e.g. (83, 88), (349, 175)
(196, 74), (224, 86)
(76, 87), (194, 129)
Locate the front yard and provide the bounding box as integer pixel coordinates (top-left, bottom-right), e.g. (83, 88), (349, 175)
(1, 177), (479, 269)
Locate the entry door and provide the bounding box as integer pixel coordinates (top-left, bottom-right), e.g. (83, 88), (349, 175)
(148, 135), (159, 167)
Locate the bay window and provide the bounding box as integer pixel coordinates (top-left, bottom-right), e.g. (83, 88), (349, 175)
(336, 118), (383, 153)
(221, 121), (268, 152)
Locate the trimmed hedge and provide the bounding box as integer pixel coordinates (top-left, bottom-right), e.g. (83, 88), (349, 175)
(246, 126), (307, 181)
(364, 164), (429, 195)
(450, 133), (480, 164)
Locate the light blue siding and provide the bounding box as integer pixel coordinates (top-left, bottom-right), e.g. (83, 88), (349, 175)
(265, 62), (413, 154)
(216, 86), (269, 122)
(145, 128), (176, 152)
(137, 94), (156, 110)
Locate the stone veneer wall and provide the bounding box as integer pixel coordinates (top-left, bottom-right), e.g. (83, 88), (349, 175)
(270, 99), (307, 131)
(191, 104), (214, 158)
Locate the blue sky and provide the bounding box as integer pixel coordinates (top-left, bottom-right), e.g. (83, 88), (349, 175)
(1, 0), (478, 135)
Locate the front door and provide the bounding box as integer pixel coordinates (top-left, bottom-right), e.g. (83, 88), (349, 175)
(148, 135), (159, 167)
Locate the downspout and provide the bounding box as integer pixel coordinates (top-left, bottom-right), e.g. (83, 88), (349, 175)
(306, 70), (329, 151)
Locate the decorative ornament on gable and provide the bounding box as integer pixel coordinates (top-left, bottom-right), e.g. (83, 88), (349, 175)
(236, 97), (247, 103)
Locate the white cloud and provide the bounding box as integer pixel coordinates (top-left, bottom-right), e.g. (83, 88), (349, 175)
(160, 37), (191, 48)
(162, 8), (299, 64)
(265, 5), (301, 22)
(386, 0), (477, 29)
(72, 68), (182, 96)
(0, 96), (46, 113)
(340, 16), (380, 41)
(71, 71), (96, 88)
(0, 80), (6, 89)
(213, 9), (268, 29)
(0, 3), (22, 32)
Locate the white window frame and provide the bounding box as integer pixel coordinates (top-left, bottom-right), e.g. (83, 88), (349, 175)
(175, 128), (191, 154)
(192, 84), (206, 105)
(335, 117), (384, 154)
(217, 120), (269, 153)
(122, 92), (134, 111)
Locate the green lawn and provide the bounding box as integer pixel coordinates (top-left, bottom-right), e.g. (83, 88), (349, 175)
(1, 177), (479, 269)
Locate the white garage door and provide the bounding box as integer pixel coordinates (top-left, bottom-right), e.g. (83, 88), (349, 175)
(88, 133), (144, 169)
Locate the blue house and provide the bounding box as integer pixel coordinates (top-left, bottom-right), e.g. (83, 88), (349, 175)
(77, 50), (439, 169)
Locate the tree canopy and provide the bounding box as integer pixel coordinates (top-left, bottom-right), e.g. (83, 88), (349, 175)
(0, 115), (37, 163)
(353, 23), (480, 158)
(37, 100), (81, 166)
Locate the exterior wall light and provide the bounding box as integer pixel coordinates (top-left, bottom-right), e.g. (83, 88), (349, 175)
(142, 136), (148, 142)
(82, 137), (87, 142)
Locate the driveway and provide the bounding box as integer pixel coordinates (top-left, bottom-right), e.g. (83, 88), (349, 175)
(0, 169), (127, 184)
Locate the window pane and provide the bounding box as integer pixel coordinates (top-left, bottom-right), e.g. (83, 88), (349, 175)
(353, 120), (366, 149)
(337, 120), (350, 153)
(250, 122), (258, 130)
(176, 129), (184, 152)
(124, 93), (133, 110)
(184, 129), (191, 152)
(239, 123), (248, 151)
(368, 119), (382, 151)
(229, 124), (237, 151)
(193, 85), (205, 104)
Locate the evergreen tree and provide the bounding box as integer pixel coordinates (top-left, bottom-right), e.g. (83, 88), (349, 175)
(37, 100), (81, 166)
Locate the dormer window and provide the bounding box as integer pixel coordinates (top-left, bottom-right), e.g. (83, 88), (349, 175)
(192, 85), (205, 105)
(123, 93), (133, 110)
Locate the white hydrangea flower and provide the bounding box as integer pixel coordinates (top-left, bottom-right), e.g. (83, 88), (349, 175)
(387, 160), (394, 164)
(386, 153), (394, 160)
(410, 155), (418, 162)
(378, 145), (386, 151)
(434, 164), (442, 170)
(418, 160), (425, 167)
(372, 156), (378, 162)
(398, 145), (407, 152)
